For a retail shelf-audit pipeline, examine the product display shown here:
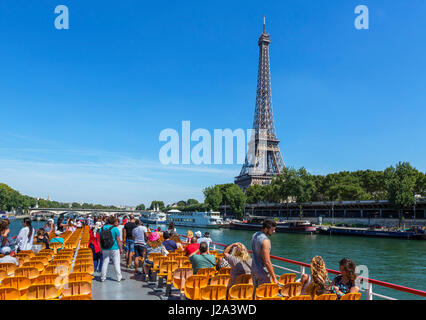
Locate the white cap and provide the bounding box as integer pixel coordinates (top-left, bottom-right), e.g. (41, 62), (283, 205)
(1, 247), (11, 255)
(195, 231), (202, 238)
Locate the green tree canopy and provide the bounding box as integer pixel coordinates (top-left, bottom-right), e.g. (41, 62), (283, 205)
(136, 203), (146, 211)
(203, 185), (222, 211)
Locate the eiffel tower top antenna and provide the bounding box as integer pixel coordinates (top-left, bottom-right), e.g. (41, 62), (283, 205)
(263, 16), (266, 33)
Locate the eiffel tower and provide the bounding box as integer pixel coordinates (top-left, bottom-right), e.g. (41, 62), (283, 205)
(235, 18), (285, 191)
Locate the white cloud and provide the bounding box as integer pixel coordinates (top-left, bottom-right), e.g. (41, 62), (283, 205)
(0, 148), (239, 206)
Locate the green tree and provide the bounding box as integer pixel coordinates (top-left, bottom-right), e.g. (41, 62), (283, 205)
(149, 201), (165, 211)
(219, 184), (246, 217)
(71, 202), (82, 209)
(246, 184), (267, 204)
(203, 185), (222, 211)
(414, 172), (426, 197)
(177, 200), (187, 207)
(136, 203), (146, 210)
(186, 199), (199, 205)
(385, 162), (418, 226)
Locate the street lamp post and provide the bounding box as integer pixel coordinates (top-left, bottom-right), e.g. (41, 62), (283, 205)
(414, 197), (416, 225)
(332, 201), (335, 225)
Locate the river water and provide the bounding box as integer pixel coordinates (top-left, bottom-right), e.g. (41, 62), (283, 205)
(6, 220), (425, 300)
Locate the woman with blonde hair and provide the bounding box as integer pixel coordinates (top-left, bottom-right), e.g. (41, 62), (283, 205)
(223, 242), (252, 287)
(185, 230), (193, 243)
(301, 256), (333, 298)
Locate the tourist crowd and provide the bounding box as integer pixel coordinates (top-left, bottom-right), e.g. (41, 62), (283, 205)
(0, 214), (360, 299)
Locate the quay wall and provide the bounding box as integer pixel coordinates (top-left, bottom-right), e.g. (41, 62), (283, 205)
(286, 217), (426, 227)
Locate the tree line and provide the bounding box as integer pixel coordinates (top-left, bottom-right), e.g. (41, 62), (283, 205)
(2, 162), (424, 219)
(203, 162), (425, 217)
(0, 183), (119, 212)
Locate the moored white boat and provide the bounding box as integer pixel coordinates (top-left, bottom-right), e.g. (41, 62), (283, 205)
(139, 211), (167, 225)
(166, 210), (225, 228)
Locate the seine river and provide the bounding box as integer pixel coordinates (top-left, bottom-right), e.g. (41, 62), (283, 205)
(7, 220), (425, 300)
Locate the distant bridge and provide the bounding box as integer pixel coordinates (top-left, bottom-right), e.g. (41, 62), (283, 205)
(28, 208), (140, 217)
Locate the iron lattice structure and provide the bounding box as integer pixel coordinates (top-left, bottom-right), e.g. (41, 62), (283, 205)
(235, 20), (285, 191)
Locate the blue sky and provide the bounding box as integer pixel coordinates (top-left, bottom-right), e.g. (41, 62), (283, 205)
(0, 0), (425, 206)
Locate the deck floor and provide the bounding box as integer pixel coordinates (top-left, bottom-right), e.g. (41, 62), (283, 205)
(91, 257), (181, 300)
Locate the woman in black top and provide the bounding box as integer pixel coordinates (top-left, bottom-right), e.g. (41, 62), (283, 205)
(35, 229), (50, 249)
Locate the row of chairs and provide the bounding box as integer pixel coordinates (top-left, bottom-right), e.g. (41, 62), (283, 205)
(138, 236), (363, 301)
(182, 274), (361, 300)
(0, 226), (95, 300)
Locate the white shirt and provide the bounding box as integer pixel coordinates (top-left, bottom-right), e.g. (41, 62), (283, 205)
(0, 255), (18, 266)
(117, 225), (124, 241)
(16, 226), (35, 251)
(132, 226), (148, 245)
(197, 237), (212, 248)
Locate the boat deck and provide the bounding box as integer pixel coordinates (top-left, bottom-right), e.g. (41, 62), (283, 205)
(91, 258), (180, 300)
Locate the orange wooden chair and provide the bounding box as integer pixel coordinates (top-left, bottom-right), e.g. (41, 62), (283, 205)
(14, 267), (39, 281)
(259, 297), (286, 300)
(255, 283), (280, 300)
(62, 281), (92, 298)
(218, 267), (231, 275)
(158, 261), (179, 287)
(22, 261), (45, 272)
(68, 272), (94, 284)
(201, 285), (227, 300)
(210, 274), (231, 287)
(16, 255), (31, 267)
(175, 256), (190, 268)
(30, 256), (50, 266)
(0, 263), (17, 276)
(0, 276), (32, 294)
(49, 259), (71, 268)
(280, 282), (303, 299)
(315, 293), (338, 300)
(172, 268), (193, 293)
(72, 264), (94, 274)
(288, 295), (312, 300)
(42, 265), (69, 277)
(0, 287), (21, 300)
(60, 294), (91, 300)
(0, 269), (8, 283)
(17, 250), (35, 258)
(341, 292), (361, 300)
(26, 284), (61, 300)
(196, 267), (217, 278)
(33, 274), (65, 288)
(184, 275), (210, 300)
(278, 273), (296, 286)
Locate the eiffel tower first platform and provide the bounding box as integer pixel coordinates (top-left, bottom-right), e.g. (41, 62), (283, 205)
(235, 18), (285, 191)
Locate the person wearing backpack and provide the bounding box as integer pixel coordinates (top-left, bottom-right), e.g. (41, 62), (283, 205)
(99, 216), (124, 282)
